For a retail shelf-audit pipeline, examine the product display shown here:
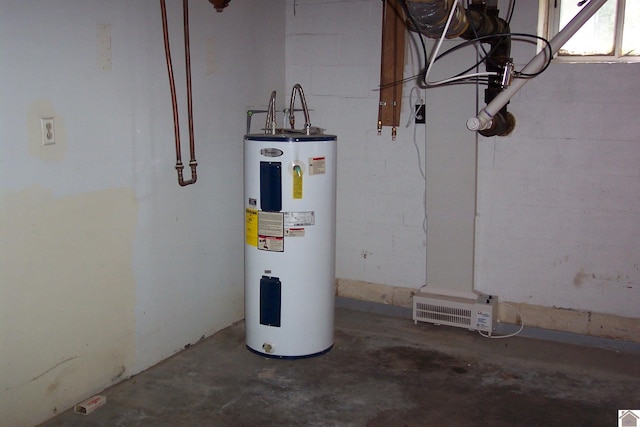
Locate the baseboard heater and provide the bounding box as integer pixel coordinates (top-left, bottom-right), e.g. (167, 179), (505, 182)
(413, 292), (496, 335)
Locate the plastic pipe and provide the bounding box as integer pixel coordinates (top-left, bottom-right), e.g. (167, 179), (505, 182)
(467, 0), (609, 131)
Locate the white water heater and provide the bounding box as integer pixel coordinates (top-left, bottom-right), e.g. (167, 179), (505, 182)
(244, 132), (337, 358)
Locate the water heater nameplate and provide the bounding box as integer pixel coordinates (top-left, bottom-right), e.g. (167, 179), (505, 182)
(260, 148), (284, 157)
(284, 211), (315, 227)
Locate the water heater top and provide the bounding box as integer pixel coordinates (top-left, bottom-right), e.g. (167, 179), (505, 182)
(245, 132), (336, 142)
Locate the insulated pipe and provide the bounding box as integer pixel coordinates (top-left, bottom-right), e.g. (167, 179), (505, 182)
(405, 0), (468, 38)
(160, 0), (197, 186)
(467, 0), (609, 131)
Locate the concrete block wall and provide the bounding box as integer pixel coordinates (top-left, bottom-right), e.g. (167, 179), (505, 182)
(0, 2), (285, 426)
(285, 0), (640, 340)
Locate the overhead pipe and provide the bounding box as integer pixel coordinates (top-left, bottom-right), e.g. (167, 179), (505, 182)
(160, 0), (197, 186)
(406, 0), (513, 136)
(467, 0), (609, 132)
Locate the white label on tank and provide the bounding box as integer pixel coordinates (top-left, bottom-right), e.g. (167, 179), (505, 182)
(258, 211), (284, 237)
(308, 157), (326, 175)
(284, 211), (315, 227)
(258, 236), (284, 252)
(285, 227), (305, 237)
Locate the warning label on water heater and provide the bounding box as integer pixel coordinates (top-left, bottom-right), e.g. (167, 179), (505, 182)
(258, 211), (284, 252)
(245, 208), (258, 247)
(258, 236), (284, 252)
(285, 227), (305, 237)
(308, 157), (326, 175)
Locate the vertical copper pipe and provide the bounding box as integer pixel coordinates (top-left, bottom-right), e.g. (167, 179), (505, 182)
(288, 84), (311, 134)
(160, 0), (197, 187)
(377, 0), (387, 136)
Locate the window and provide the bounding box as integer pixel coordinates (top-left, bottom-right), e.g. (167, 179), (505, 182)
(546, 0), (639, 62)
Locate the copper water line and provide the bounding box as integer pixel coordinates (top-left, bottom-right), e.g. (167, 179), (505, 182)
(288, 84), (311, 134)
(265, 91), (277, 134)
(160, 0), (198, 187)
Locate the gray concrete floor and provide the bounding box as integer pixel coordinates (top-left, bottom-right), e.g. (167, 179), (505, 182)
(41, 305), (640, 427)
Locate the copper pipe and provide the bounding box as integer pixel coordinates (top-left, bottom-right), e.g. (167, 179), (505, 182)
(160, 0), (198, 187)
(377, 0), (387, 136)
(288, 84), (311, 134)
(265, 91), (277, 134)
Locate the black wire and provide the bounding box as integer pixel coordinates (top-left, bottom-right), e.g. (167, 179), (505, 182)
(506, 0), (516, 25)
(376, 2), (553, 90)
(397, 0), (429, 79)
(433, 33), (554, 79)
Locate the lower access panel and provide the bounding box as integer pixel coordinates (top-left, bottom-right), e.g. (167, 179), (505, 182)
(260, 276), (281, 327)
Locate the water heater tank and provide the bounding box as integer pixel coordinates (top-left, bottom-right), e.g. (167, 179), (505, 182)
(244, 132), (337, 358)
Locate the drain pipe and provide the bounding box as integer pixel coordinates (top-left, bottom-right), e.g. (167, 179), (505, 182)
(160, 0), (198, 187)
(467, 0), (609, 132)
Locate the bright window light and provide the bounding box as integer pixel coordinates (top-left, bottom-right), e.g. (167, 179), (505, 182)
(547, 0), (639, 61)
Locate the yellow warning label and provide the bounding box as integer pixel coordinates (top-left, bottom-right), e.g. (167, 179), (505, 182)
(245, 208), (258, 247)
(293, 170), (303, 199)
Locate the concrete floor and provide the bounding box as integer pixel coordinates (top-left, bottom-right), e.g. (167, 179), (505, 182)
(41, 304), (640, 427)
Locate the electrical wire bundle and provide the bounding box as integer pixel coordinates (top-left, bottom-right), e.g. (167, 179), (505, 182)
(380, 0), (554, 91)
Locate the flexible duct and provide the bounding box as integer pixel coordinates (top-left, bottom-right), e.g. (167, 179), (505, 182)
(405, 0), (510, 52)
(405, 0), (468, 39)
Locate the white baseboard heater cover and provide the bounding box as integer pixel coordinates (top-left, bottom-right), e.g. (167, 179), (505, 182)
(413, 292), (495, 334)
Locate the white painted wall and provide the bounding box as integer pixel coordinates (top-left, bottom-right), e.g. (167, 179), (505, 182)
(0, 1), (285, 426)
(474, 1), (640, 319)
(286, 0), (478, 295)
(286, 0), (640, 318)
